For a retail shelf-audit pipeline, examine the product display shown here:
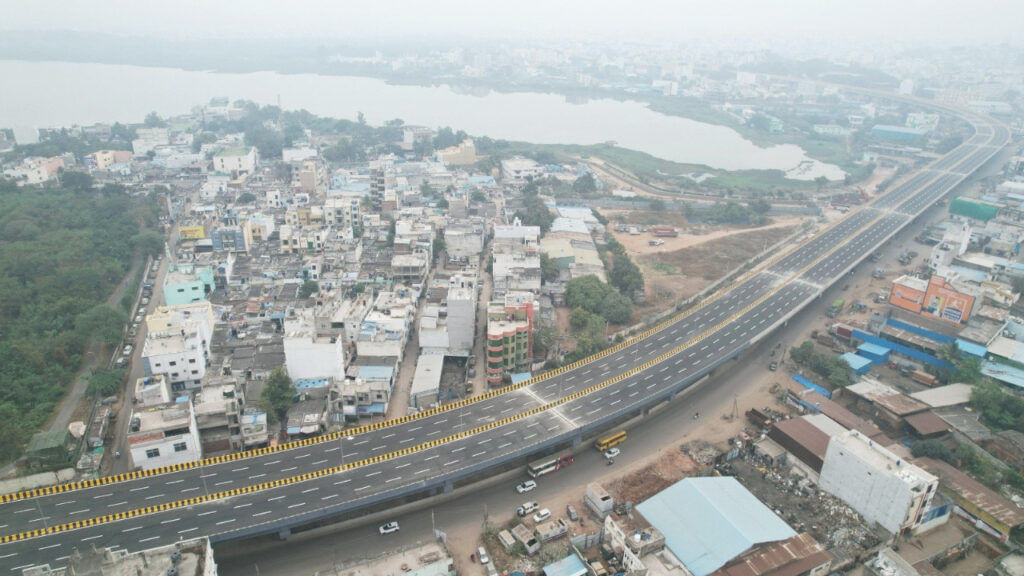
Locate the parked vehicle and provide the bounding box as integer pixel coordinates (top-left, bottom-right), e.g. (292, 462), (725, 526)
(516, 501), (539, 517)
(122, 344), (133, 356)
(477, 546), (490, 564)
(768, 361), (778, 371)
(533, 508), (551, 523)
(516, 480), (537, 494)
(378, 521), (400, 535)
(603, 447), (620, 460)
(566, 504), (579, 522)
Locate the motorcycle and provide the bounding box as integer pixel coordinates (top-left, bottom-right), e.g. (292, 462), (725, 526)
(607, 459), (614, 466)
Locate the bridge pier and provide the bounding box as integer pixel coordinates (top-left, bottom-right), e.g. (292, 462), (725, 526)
(443, 480), (453, 494)
(277, 527), (291, 540)
(570, 433), (582, 447)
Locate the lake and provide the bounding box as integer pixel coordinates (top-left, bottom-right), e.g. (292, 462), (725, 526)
(0, 60), (844, 179)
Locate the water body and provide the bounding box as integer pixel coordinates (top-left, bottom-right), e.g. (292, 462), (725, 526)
(0, 60), (844, 179)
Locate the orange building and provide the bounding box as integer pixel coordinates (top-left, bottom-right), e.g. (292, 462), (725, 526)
(889, 275), (975, 324)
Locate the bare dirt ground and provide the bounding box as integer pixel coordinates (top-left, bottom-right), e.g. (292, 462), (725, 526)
(632, 224), (801, 312)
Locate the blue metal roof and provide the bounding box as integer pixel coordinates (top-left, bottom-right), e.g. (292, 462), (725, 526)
(791, 374), (832, 399)
(956, 339), (987, 358)
(636, 477), (796, 576)
(982, 361), (1024, 389)
(842, 353), (872, 373)
(542, 554), (587, 576)
(857, 342), (890, 356)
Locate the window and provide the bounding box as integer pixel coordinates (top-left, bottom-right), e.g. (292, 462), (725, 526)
(169, 361), (177, 366)
(146, 448), (160, 458)
(189, 359), (196, 364)
(191, 370), (198, 375)
(173, 442), (187, 453)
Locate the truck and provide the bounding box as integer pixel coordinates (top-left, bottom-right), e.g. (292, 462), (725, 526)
(869, 250), (883, 262)
(912, 370), (938, 387)
(827, 298), (845, 318)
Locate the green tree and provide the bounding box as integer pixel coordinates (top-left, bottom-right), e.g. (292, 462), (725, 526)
(565, 275), (612, 314)
(513, 195), (555, 234)
(237, 192), (257, 204)
(471, 190), (488, 203)
(600, 291), (634, 324)
(419, 180), (434, 197)
(572, 173), (597, 196)
(261, 367), (295, 424)
(144, 111), (166, 128)
(437, 197), (450, 209)
(132, 230), (165, 257)
(87, 368), (125, 398)
(540, 253), (559, 284)
(299, 280), (319, 299)
(648, 198), (666, 212)
(609, 253), (644, 298)
(910, 439), (955, 464)
(61, 171), (94, 193)
(75, 305), (128, 347)
(432, 235), (446, 263)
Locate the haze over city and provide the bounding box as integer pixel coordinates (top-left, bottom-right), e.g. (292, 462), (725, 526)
(0, 3), (1023, 576)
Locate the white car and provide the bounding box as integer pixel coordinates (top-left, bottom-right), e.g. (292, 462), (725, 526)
(604, 448), (621, 460)
(516, 480), (537, 494)
(378, 521), (400, 535)
(122, 344), (133, 356)
(533, 508), (551, 523)
(477, 546), (490, 564)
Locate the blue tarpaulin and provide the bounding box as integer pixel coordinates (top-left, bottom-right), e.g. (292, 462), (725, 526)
(956, 339), (987, 358)
(791, 374), (831, 399)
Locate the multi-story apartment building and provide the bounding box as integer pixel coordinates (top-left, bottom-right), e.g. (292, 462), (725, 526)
(486, 291), (536, 385)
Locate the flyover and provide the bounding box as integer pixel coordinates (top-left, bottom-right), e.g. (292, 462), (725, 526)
(0, 110), (1010, 573)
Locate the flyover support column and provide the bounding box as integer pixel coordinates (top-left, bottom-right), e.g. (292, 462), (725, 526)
(443, 480), (453, 494)
(277, 527), (291, 540)
(571, 433), (582, 448)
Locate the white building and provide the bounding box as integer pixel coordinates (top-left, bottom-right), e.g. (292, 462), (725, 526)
(134, 375), (172, 408)
(142, 322), (211, 391)
(282, 146), (319, 163)
(501, 156), (544, 183)
(283, 314), (346, 381)
(446, 275), (476, 351)
(127, 399), (202, 470)
(819, 430), (938, 534)
(409, 354), (444, 410)
(356, 289), (415, 362)
(131, 127), (170, 155)
(929, 220), (971, 270)
(212, 146), (258, 175)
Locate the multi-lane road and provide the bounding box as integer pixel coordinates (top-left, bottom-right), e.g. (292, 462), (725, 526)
(0, 114), (1010, 572)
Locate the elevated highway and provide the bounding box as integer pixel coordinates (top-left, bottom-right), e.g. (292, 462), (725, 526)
(0, 110), (1010, 573)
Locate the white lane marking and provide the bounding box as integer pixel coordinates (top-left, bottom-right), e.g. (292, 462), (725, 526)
(415, 468), (430, 475)
(54, 500), (75, 507)
(321, 494), (339, 501)
(295, 453), (310, 459)
(234, 503), (252, 509)
(107, 501), (127, 508)
(396, 463), (411, 469)
(249, 473), (266, 480)
(281, 466), (297, 472)
(94, 493), (113, 499)
(288, 503), (305, 509)
(268, 495), (286, 501)
(264, 459), (281, 465)
(355, 485), (370, 492)
(69, 509), (89, 515)
(366, 471), (381, 477)
(254, 511), (271, 517)
(334, 479), (351, 485)
(217, 519), (237, 525)
(214, 480), (233, 486)
(182, 487), (200, 493)
(301, 487), (319, 494)
(232, 467), (249, 472)
(166, 479), (184, 485)
(385, 477), (402, 483)
(198, 511), (217, 517)
(178, 527), (198, 534)
(312, 459), (328, 465)
(160, 518), (180, 524)
(38, 544), (62, 551)
(80, 535), (103, 542)
(129, 486), (149, 492)
(144, 494), (166, 500)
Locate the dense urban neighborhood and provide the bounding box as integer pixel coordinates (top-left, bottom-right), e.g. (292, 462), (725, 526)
(2, 24), (1024, 576)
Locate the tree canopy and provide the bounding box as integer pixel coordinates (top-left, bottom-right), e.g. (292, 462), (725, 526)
(261, 366), (295, 424)
(565, 275), (634, 325)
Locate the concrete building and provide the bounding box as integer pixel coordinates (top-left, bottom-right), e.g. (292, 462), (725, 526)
(493, 219), (540, 255)
(435, 139), (477, 166)
(142, 320), (212, 392)
(929, 220), (971, 270)
(330, 376), (390, 421)
(127, 398), (202, 471)
(239, 408), (269, 449)
(283, 314), (346, 381)
(409, 354), (444, 410)
(212, 146), (257, 175)
(444, 223), (485, 260)
(163, 263), (216, 306)
(192, 380), (244, 454)
(492, 253), (542, 294)
(915, 457), (1024, 542)
(2, 156), (64, 186)
(210, 224), (252, 253)
(819, 430), (938, 534)
(486, 291), (536, 385)
(501, 156), (543, 183)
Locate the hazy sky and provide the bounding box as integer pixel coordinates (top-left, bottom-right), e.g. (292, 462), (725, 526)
(1, 0), (1020, 45)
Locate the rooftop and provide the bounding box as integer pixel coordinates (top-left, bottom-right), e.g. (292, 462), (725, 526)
(908, 384), (973, 408)
(636, 476), (797, 576)
(830, 430), (936, 489)
(846, 378), (929, 416)
(915, 457), (1024, 528)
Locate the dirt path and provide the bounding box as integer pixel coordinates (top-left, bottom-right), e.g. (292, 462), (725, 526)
(607, 215), (805, 256)
(46, 252), (145, 435)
